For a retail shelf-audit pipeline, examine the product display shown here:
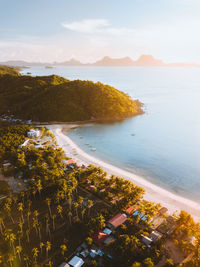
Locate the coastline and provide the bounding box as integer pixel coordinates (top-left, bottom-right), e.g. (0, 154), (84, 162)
(48, 124), (200, 222)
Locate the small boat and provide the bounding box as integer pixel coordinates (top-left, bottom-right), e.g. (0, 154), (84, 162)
(85, 143), (90, 146)
(91, 148), (96, 152)
(45, 66), (53, 69)
(131, 133), (135, 136)
(80, 136), (83, 139)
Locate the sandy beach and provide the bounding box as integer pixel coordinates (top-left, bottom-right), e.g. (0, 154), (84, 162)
(48, 124), (200, 222)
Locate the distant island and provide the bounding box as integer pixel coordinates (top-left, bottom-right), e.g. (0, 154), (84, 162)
(1, 54), (200, 67)
(0, 65), (143, 122)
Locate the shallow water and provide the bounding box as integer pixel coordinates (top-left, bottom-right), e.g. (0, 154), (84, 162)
(22, 66), (200, 202)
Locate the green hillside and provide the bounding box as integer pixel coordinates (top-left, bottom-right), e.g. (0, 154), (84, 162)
(0, 67), (143, 122)
(0, 65), (21, 76)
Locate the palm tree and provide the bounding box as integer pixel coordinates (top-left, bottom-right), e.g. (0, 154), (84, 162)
(45, 198), (52, 217)
(38, 222), (42, 240)
(60, 244), (67, 256)
(26, 228), (30, 243)
(32, 217), (38, 235)
(67, 196), (72, 210)
(78, 196), (84, 213)
(46, 241), (51, 259)
(36, 179), (43, 197)
(45, 214), (51, 237)
(17, 202), (24, 222)
(5, 230), (16, 253)
(67, 210), (72, 226)
(40, 242), (44, 254)
(0, 255), (3, 264)
(18, 221), (23, 233)
(0, 217), (5, 234)
(16, 245), (22, 262)
(32, 247), (39, 263)
(23, 254), (30, 267)
(27, 199), (32, 210)
(17, 230), (23, 246)
(57, 205), (63, 218)
(33, 210), (39, 224)
(87, 200), (94, 217)
(81, 208), (86, 221)
(7, 254), (15, 267)
(52, 214), (56, 230)
(27, 210), (31, 229)
(46, 260), (53, 267)
(4, 202), (14, 223)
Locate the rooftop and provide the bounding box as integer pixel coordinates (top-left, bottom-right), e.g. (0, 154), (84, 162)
(91, 231), (108, 246)
(68, 256), (84, 267)
(126, 206), (137, 214)
(108, 213), (127, 228)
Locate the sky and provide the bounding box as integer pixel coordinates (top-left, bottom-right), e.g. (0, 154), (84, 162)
(0, 0), (200, 63)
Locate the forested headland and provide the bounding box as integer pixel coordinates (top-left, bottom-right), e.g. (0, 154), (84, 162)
(0, 66), (143, 122)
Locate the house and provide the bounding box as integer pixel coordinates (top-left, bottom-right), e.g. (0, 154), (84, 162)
(149, 231), (162, 242)
(91, 231), (109, 246)
(2, 162), (12, 169)
(126, 206), (137, 215)
(187, 236), (197, 247)
(68, 256), (84, 267)
(103, 228), (112, 235)
(133, 210), (147, 221)
(59, 263), (70, 267)
(141, 235), (152, 248)
(104, 235), (115, 245)
(63, 159), (76, 169)
(27, 129), (40, 138)
(159, 207), (169, 216)
(107, 213), (127, 229)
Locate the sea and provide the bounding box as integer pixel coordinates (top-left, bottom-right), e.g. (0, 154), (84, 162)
(21, 66), (200, 203)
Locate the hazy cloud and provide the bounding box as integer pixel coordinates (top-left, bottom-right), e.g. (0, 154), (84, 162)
(62, 19), (135, 35)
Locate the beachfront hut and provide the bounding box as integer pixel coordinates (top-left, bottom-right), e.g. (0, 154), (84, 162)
(27, 129), (40, 138)
(150, 231), (163, 242)
(107, 213), (127, 230)
(159, 207), (169, 216)
(68, 256), (84, 267)
(91, 231), (108, 246)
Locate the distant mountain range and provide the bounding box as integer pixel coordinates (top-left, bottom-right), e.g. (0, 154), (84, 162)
(1, 54), (200, 68)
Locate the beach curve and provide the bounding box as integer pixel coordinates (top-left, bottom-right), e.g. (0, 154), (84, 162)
(48, 124), (200, 222)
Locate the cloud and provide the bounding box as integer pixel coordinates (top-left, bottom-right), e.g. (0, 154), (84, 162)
(62, 19), (135, 36)
(62, 19), (109, 34)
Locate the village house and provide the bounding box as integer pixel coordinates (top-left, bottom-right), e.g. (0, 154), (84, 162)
(27, 129), (40, 138)
(107, 213), (127, 230)
(68, 256), (84, 267)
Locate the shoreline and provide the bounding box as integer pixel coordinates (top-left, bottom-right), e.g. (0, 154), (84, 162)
(48, 124), (200, 222)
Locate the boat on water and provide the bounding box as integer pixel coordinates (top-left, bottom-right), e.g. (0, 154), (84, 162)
(45, 66), (53, 69)
(91, 148), (96, 152)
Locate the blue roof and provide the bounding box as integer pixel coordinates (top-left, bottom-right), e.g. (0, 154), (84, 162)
(133, 210), (147, 221)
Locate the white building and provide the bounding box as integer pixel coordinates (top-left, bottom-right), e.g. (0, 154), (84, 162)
(27, 129), (40, 138)
(68, 256), (84, 267)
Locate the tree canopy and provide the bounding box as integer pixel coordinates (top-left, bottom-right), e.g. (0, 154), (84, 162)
(0, 68), (143, 122)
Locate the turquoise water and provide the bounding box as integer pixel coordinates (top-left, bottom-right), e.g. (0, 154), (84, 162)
(22, 66), (200, 202)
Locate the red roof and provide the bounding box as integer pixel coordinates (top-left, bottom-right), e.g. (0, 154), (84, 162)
(91, 231), (108, 246)
(108, 213), (127, 228)
(66, 159), (76, 165)
(126, 206), (137, 214)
